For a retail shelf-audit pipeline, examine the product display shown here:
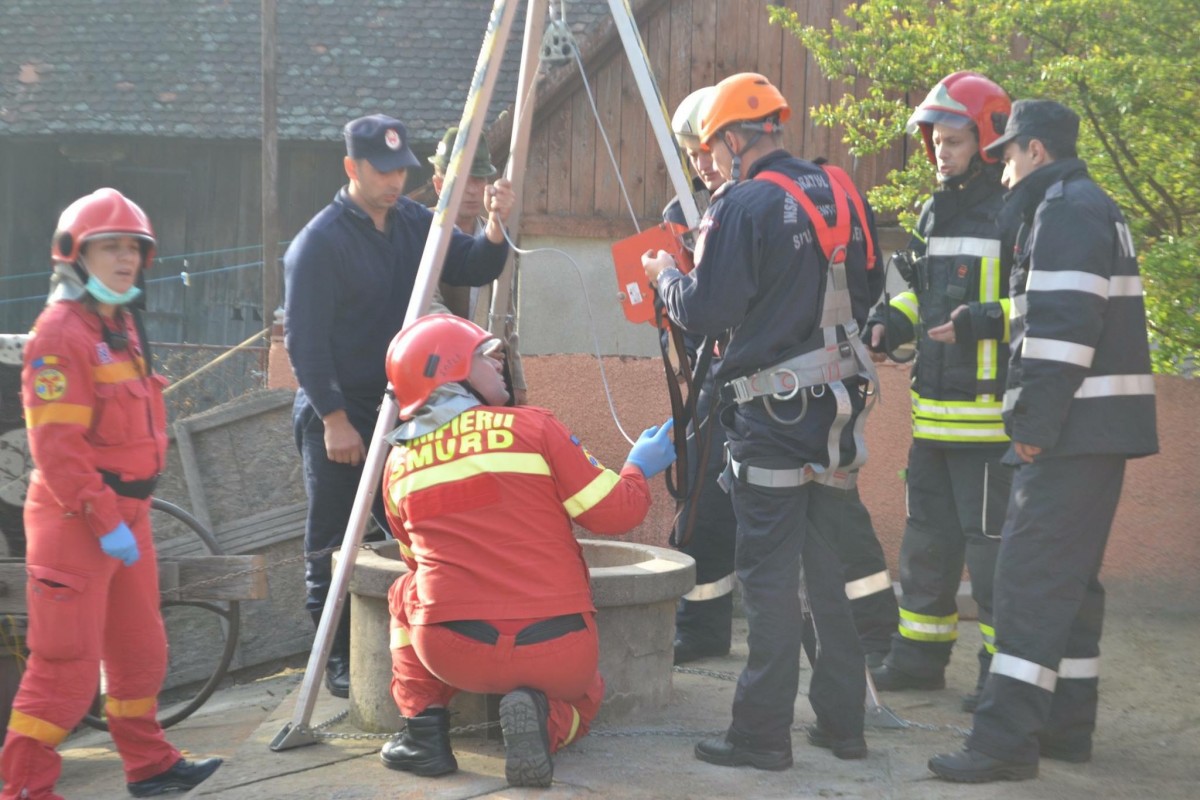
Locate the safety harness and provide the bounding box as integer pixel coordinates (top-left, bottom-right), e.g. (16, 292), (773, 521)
(722, 166), (880, 489)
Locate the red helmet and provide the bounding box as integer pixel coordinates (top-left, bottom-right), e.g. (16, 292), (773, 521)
(699, 73), (791, 146)
(51, 188), (157, 268)
(906, 71), (1012, 165)
(386, 314), (496, 418)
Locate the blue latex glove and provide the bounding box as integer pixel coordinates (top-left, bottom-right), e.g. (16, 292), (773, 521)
(99, 522), (140, 567)
(625, 418), (676, 479)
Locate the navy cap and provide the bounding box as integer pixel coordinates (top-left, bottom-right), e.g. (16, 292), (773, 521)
(984, 99), (1080, 157)
(344, 114), (421, 172)
(428, 126), (498, 178)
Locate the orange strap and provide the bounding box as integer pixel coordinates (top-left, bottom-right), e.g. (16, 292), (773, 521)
(756, 167), (876, 269)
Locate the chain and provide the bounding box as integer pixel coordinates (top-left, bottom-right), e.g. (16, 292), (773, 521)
(301, 713), (501, 742)
(159, 542), (375, 601)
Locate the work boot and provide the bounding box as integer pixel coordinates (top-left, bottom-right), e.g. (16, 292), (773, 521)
(499, 687), (554, 787)
(805, 724), (868, 760)
(870, 663), (945, 691)
(864, 651), (887, 671)
(694, 730), (793, 771)
(380, 708), (458, 777)
(928, 748), (1038, 783)
(127, 757), (223, 797)
(324, 650), (350, 699)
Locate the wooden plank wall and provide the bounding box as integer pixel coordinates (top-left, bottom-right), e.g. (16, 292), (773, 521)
(522, 0), (909, 237)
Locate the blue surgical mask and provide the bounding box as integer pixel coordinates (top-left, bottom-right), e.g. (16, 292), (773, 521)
(85, 274), (143, 306)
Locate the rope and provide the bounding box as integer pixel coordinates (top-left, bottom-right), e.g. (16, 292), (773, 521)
(162, 327), (271, 397)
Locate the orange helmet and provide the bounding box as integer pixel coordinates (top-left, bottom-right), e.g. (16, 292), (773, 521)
(386, 314), (496, 418)
(51, 188), (157, 268)
(906, 71), (1012, 165)
(698, 73), (791, 146)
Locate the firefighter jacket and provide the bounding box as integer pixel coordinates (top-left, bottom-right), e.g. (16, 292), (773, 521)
(871, 170), (1012, 445)
(1000, 158), (1158, 458)
(654, 150), (882, 465)
(382, 405), (652, 625)
(21, 301), (167, 537)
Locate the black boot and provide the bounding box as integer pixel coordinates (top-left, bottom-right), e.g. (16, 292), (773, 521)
(674, 594), (733, 664)
(870, 662), (945, 691)
(694, 729), (793, 771)
(500, 687), (554, 787)
(127, 757), (223, 797)
(928, 748), (1038, 783)
(380, 708), (458, 777)
(962, 646), (991, 712)
(312, 608), (351, 699)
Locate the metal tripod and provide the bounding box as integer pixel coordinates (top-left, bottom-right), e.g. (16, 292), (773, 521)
(272, 0), (704, 751)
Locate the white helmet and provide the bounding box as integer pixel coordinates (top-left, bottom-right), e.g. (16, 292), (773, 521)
(671, 87), (715, 150)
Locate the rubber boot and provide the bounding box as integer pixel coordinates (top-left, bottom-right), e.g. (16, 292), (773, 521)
(379, 708), (458, 777)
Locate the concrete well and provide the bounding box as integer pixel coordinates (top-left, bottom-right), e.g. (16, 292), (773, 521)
(338, 538), (695, 734)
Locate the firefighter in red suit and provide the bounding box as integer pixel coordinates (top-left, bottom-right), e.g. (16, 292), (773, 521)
(376, 314), (675, 788)
(1, 189), (221, 799)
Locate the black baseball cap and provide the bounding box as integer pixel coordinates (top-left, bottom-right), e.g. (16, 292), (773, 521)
(984, 99), (1080, 158)
(344, 114), (421, 172)
(428, 126), (498, 178)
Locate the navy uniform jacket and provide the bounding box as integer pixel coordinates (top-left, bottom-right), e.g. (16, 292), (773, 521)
(284, 189), (508, 429)
(654, 150), (883, 464)
(1001, 157), (1157, 459)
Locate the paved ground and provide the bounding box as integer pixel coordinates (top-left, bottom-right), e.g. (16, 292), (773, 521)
(36, 577), (1198, 800)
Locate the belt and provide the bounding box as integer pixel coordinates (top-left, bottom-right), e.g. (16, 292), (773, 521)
(440, 613), (586, 646)
(99, 469), (159, 500)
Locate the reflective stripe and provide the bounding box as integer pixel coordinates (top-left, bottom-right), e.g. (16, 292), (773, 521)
(1058, 657), (1100, 679)
(912, 421), (1009, 441)
(562, 705), (582, 746)
(1010, 293), (1027, 319)
(891, 291), (919, 326)
(7, 709), (70, 746)
(898, 608), (957, 642)
(844, 569), (891, 600)
(394, 452), (551, 495)
(926, 236), (1001, 259)
(93, 359), (146, 384)
(1108, 276), (1143, 297)
(1027, 269), (1110, 297)
(25, 402), (92, 428)
(106, 695), (157, 719)
(990, 652), (1056, 692)
(1004, 374), (1153, 413)
(390, 625), (411, 650)
(978, 622), (997, 655)
(911, 393), (1004, 417)
(683, 573), (735, 602)
(1000, 297), (1012, 343)
(398, 541), (414, 560)
(1074, 374), (1155, 399)
(1023, 337), (1095, 368)
(563, 470), (622, 518)
(730, 458), (817, 489)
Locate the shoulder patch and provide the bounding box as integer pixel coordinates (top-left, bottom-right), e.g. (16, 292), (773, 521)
(33, 367), (67, 401)
(581, 445), (605, 470)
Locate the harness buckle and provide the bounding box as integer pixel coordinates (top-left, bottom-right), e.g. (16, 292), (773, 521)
(770, 367), (801, 401)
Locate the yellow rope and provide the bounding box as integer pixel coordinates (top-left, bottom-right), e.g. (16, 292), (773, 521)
(162, 327), (271, 397)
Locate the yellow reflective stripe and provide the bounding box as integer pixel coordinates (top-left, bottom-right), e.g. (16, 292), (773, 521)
(390, 625), (411, 650)
(25, 402), (93, 428)
(395, 452), (551, 495)
(912, 423), (1009, 442)
(106, 695), (157, 718)
(891, 291), (919, 326)
(563, 470), (621, 519)
(898, 608), (957, 642)
(93, 359), (145, 384)
(398, 541), (414, 560)
(1000, 298), (1012, 343)
(911, 392), (1004, 416)
(7, 709), (70, 746)
(561, 705), (582, 746)
(979, 622), (997, 655)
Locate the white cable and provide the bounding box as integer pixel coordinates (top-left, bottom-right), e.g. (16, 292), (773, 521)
(502, 226), (638, 446)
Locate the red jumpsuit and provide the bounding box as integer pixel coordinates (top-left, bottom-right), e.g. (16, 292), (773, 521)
(2, 301), (179, 799)
(383, 405), (651, 752)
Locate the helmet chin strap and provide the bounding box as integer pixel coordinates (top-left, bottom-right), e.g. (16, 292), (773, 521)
(725, 126), (766, 184)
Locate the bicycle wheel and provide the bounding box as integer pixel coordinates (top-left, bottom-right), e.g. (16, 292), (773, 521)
(82, 498), (241, 731)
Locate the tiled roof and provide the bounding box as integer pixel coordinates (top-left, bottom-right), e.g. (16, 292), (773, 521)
(0, 0), (612, 145)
